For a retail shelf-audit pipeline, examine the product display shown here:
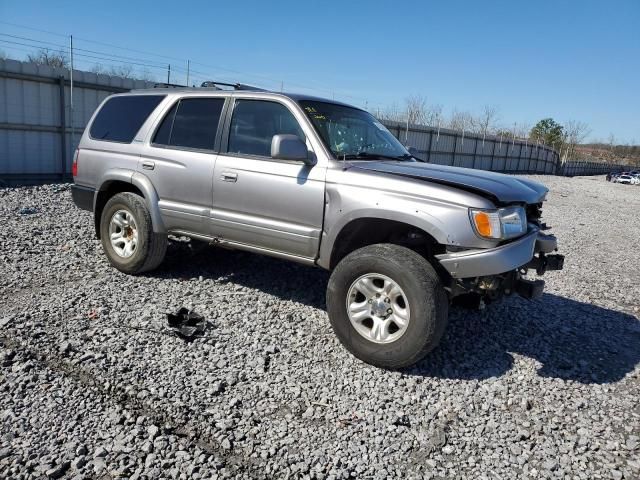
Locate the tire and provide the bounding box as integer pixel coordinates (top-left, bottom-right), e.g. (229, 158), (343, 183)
(326, 243), (448, 369)
(99, 192), (167, 274)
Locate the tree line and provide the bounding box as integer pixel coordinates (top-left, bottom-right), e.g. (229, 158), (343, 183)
(375, 95), (595, 163)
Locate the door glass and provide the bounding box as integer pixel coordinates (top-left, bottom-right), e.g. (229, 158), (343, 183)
(228, 100), (304, 157)
(153, 98), (224, 150)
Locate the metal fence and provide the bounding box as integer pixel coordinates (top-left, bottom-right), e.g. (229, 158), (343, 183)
(382, 121), (559, 175)
(0, 58), (153, 184)
(0, 58), (628, 184)
(559, 160), (632, 177)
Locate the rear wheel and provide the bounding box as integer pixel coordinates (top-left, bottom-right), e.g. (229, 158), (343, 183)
(327, 243), (448, 368)
(100, 192), (167, 274)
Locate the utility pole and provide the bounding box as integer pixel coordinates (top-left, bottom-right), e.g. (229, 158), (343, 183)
(186, 60), (190, 86)
(167, 64), (171, 84)
(69, 34), (74, 176)
(405, 114), (409, 143)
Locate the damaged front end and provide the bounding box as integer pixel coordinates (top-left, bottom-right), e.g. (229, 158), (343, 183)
(437, 203), (564, 303)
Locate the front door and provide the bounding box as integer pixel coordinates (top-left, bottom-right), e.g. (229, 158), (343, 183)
(211, 98), (325, 259)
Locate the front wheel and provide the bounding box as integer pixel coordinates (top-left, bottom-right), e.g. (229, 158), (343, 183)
(327, 244), (448, 368)
(99, 192), (167, 274)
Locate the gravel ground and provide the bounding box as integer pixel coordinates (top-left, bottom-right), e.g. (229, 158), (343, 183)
(1, 175), (639, 480)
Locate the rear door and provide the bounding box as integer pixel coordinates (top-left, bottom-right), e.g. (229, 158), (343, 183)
(211, 97), (325, 259)
(139, 96), (227, 234)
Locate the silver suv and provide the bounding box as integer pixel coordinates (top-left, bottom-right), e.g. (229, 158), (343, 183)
(71, 84), (564, 368)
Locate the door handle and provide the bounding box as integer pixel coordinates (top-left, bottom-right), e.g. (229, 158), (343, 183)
(221, 171), (238, 182)
(142, 161), (155, 170)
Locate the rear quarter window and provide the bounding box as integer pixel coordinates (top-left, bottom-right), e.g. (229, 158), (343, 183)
(90, 95), (165, 143)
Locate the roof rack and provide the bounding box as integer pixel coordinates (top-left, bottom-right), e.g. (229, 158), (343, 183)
(200, 81), (267, 91)
(152, 82), (188, 88)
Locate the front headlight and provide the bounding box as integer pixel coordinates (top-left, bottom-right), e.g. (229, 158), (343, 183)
(470, 206), (527, 240)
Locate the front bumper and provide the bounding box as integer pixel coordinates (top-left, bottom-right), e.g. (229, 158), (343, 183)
(435, 228), (559, 279)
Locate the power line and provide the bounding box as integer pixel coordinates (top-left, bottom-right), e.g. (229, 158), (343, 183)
(0, 21), (382, 106)
(0, 33), (169, 68)
(0, 39), (169, 71)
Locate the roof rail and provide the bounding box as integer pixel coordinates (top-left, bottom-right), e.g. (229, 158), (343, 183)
(200, 81), (267, 92)
(152, 82), (188, 88)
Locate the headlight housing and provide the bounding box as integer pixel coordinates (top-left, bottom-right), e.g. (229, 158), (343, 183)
(470, 206), (527, 240)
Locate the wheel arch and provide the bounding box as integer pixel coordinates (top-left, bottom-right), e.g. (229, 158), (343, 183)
(93, 169), (165, 239)
(324, 215), (447, 273)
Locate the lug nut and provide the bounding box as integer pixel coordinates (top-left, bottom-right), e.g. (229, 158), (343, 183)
(387, 309), (392, 314)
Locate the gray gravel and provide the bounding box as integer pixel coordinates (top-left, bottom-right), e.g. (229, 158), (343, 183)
(1, 175), (639, 479)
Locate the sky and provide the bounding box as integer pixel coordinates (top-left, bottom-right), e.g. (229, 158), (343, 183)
(0, 0), (638, 143)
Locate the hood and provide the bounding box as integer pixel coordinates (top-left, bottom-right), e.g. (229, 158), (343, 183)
(351, 161), (548, 204)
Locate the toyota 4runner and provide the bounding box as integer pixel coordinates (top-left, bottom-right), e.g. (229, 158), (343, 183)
(71, 84), (564, 368)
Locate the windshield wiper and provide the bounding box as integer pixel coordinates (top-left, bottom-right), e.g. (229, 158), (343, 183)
(342, 152), (414, 161)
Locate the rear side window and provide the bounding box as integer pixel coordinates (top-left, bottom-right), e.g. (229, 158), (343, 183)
(90, 95), (164, 143)
(153, 98), (225, 151)
(228, 100), (304, 157)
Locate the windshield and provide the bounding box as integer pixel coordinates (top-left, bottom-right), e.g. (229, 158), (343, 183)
(299, 100), (411, 160)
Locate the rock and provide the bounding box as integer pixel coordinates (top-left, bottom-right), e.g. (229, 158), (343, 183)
(521, 397), (532, 411)
(93, 446), (108, 458)
(0, 447), (11, 460)
(148, 425), (160, 439)
(71, 456), (87, 470)
(442, 445), (454, 455)
(0, 178), (639, 479)
(45, 461), (70, 479)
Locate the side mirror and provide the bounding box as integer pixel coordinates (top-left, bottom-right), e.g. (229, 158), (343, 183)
(271, 134), (315, 165)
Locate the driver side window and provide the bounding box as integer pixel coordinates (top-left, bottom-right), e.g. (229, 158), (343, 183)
(227, 100), (305, 157)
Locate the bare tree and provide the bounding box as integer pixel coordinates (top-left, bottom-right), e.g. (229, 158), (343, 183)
(377, 102), (404, 123)
(138, 67), (156, 82)
(514, 122), (531, 139)
(607, 133), (616, 155)
(405, 95), (429, 126)
(0, 49), (7, 60)
(26, 49), (69, 68)
(475, 105), (500, 136)
(108, 64), (134, 78)
(563, 120), (591, 161)
(448, 109), (474, 133)
(423, 104), (443, 128)
(91, 63), (135, 79)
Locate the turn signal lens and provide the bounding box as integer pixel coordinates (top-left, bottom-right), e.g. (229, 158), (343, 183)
(473, 212), (492, 237)
(470, 207), (527, 240)
(470, 209), (502, 239)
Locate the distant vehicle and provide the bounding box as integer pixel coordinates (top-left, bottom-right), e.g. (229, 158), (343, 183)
(615, 175), (637, 185)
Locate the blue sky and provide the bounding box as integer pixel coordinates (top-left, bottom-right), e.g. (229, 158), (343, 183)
(1, 0), (638, 142)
